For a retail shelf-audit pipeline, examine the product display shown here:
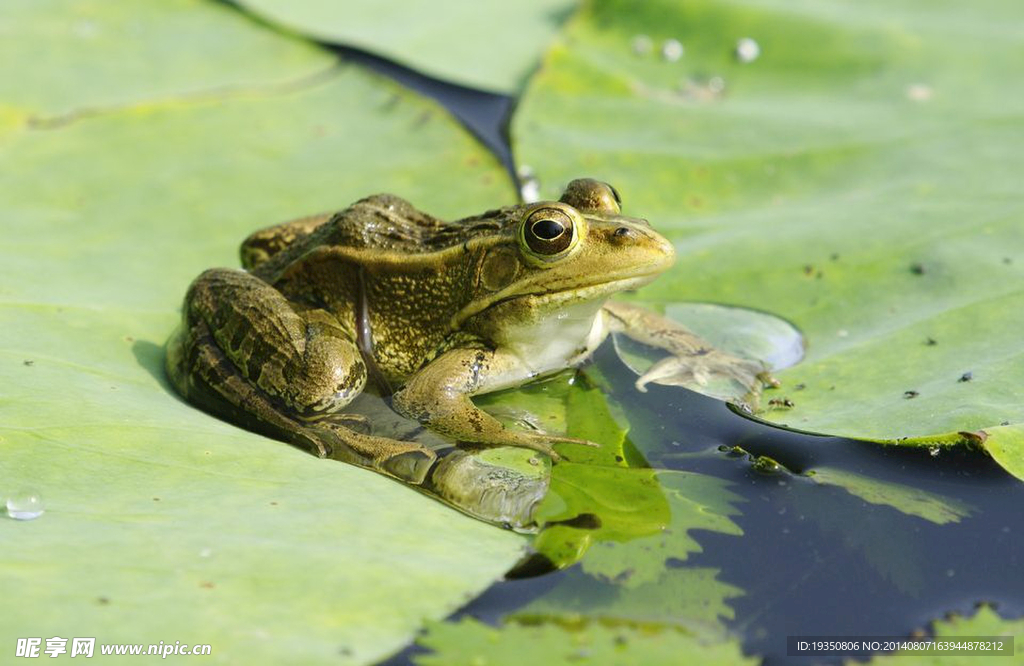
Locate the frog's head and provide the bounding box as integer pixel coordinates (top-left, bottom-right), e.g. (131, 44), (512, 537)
(456, 178), (675, 328)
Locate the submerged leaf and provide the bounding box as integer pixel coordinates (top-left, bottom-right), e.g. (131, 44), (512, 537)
(864, 605), (1023, 663)
(806, 467), (972, 525)
(414, 616), (757, 666)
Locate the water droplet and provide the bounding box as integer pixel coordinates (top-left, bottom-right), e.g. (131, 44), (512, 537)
(708, 76), (726, 93)
(929, 446), (941, 457)
(906, 83), (933, 102)
(735, 37), (761, 63)
(631, 34), (653, 57)
(517, 165), (540, 203)
(73, 19), (99, 40)
(661, 39), (684, 62)
(7, 492), (44, 520)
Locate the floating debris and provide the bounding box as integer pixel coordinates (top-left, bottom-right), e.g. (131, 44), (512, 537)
(929, 446), (941, 457)
(6, 492), (44, 520)
(661, 38), (684, 62)
(768, 397), (795, 409)
(631, 34), (653, 56)
(735, 37), (761, 63)
(958, 372), (973, 383)
(517, 165), (540, 203)
(906, 83), (933, 102)
(904, 390), (919, 399)
(751, 455), (784, 475)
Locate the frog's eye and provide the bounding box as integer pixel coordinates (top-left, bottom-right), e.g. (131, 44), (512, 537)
(520, 206), (582, 261)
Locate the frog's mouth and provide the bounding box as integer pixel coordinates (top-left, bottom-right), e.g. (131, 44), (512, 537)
(451, 270), (663, 329)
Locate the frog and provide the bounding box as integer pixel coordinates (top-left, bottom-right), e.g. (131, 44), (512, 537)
(166, 178), (770, 484)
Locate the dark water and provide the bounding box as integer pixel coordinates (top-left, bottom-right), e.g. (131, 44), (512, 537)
(297, 43), (1024, 666)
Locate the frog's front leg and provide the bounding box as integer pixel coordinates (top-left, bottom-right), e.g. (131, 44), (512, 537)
(601, 301), (777, 395)
(391, 348), (596, 461)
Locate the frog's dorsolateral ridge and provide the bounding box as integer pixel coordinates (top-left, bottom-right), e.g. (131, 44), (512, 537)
(166, 179), (769, 483)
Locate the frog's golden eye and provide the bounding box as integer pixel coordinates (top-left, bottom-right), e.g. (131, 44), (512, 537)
(519, 206), (583, 262)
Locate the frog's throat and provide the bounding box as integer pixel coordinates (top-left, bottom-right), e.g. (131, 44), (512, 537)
(449, 273), (659, 330)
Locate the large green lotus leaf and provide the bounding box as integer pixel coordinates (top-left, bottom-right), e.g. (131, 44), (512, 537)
(233, 0), (577, 93)
(414, 616), (756, 666)
(0, 2), (525, 663)
(512, 0), (1024, 479)
(0, 0), (333, 122)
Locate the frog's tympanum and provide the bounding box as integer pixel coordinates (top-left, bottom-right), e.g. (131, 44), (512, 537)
(167, 179), (769, 483)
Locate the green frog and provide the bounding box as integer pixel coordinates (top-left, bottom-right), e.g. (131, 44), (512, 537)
(166, 179), (768, 483)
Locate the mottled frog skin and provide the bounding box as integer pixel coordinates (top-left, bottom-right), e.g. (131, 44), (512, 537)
(166, 179), (767, 483)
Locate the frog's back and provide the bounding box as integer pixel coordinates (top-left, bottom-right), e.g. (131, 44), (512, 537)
(321, 194), (508, 253)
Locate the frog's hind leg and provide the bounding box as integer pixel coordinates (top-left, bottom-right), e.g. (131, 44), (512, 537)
(171, 268), (436, 482)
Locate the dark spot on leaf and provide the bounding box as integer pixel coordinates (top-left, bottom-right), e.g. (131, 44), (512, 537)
(830, 253), (840, 261)
(958, 372), (973, 383)
(199, 581), (215, 589)
(614, 455), (624, 463)
(910, 262), (925, 275)
(23, 360), (33, 366)
(96, 597), (110, 605)
(803, 264), (814, 275)
(794, 383), (806, 391)
(1003, 257), (1012, 265)
(925, 337), (938, 346)
(152, 497), (160, 501)
(904, 390), (919, 399)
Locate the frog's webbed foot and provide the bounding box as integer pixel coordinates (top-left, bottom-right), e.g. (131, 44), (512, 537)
(306, 422), (437, 484)
(634, 349), (769, 394)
